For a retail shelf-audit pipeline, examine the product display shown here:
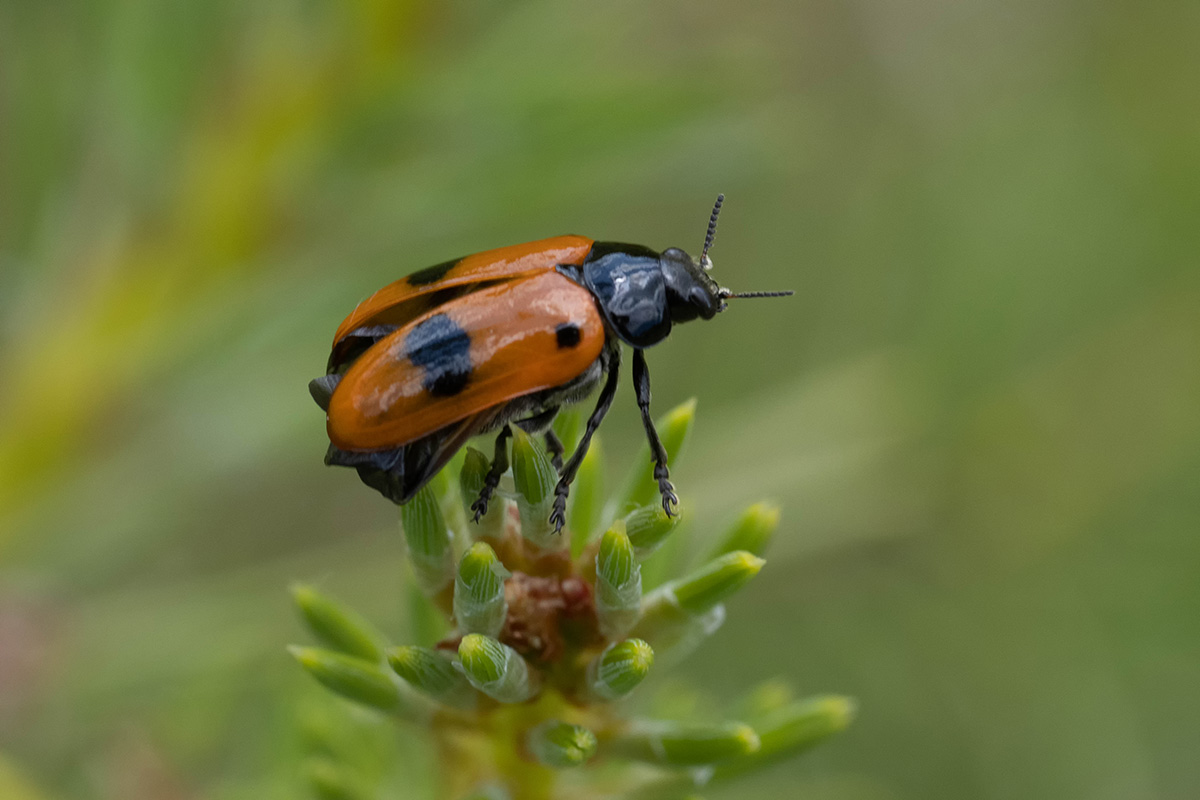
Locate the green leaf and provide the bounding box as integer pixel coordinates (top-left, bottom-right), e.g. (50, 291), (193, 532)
(624, 504), (680, 559)
(289, 646), (401, 712)
(459, 447), (506, 541)
(588, 638), (654, 701)
(387, 646), (476, 709)
(511, 428), (561, 547)
(670, 551), (765, 615)
(291, 584), (387, 662)
(708, 502), (780, 559)
(714, 695), (856, 778)
(431, 450), (469, 545)
(399, 486), (454, 594)
(595, 522), (643, 639)
(527, 721), (598, 768)
(457, 634), (540, 703)
(609, 720), (759, 766)
(453, 541), (510, 637)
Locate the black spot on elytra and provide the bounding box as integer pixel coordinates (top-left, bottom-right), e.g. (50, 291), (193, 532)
(406, 258), (458, 286)
(555, 323), (582, 349)
(405, 313), (472, 396)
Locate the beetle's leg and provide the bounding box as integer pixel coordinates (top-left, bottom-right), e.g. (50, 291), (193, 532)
(543, 429), (565, 472)
(471, 425), (513, 522)
(550, 351), (621, 533)
(632, 348), (678, 517)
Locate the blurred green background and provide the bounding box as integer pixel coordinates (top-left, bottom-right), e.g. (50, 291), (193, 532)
(2, 0), (1198, 798)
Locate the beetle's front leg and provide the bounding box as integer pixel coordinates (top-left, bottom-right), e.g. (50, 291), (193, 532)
(471, 425), (513, 522)
(632, 348), (678, 516)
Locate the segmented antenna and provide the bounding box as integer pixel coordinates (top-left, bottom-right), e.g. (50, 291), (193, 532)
(700, 193), (724, 267)
(719, 289), (795, 299)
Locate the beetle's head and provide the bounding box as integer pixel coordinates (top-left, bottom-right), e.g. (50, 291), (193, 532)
(661, 246), (723, 322)
(662, 194), (793, 324)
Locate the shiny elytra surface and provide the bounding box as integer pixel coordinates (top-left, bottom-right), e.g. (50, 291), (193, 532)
(331, 235), (595, 348)
(327, 270), (605, 451)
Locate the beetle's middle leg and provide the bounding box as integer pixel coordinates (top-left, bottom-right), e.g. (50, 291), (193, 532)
(471, 425), (513, 522)
(632, 348), (678, 517)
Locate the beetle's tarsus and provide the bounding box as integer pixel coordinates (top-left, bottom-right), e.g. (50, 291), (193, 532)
(654, 461), (678, 516)
(549, 486), (569, 535)
(470, 492), (491, 523)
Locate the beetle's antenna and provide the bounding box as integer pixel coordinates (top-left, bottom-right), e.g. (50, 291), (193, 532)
(700, 193), (724, 270)
(719, 289), (795, 299)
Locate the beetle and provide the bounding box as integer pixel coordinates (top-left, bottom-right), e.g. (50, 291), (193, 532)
(309, 195), (792, 533)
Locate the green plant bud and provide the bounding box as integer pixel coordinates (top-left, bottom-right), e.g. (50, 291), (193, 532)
(453, 542), (510, 637)
(714, 695), (856, 779)
(595, 523), (643, 639)
(460, 447), (505, 541)
(624, 504), (680, 559)
(305, 758), (372, 800)
(568, 435), (605, 558)
(610, 398), (696, 517)
(291, 584), (387, 662)
(708, 502), (780, 559)
(289, 646), (402, 713)
(399, 486), (454, 594)
(609, 720), (760, 766)
(511, 428), (560, 548)
(587, 638), (654, 701)
(457, 634), (540, 703)
(526, 721), (598, 768)
(669, 551), (765, 615)
(387, 646), (476, 710)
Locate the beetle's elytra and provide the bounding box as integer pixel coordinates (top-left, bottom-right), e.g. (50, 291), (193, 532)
(310, 196), (793, 532)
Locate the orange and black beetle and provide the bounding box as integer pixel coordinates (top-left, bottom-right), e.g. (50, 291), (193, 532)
(309, 196), (791, 532)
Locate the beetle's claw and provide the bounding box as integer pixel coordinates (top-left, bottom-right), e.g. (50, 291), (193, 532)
(549, 502), (567, 535)
(659, 479), (678, 518)
(470, 491), (491, 523)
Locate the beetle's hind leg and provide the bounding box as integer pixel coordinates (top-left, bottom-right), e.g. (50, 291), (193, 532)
(471, 425), (513, 522)
(632, 349), (678, 516)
